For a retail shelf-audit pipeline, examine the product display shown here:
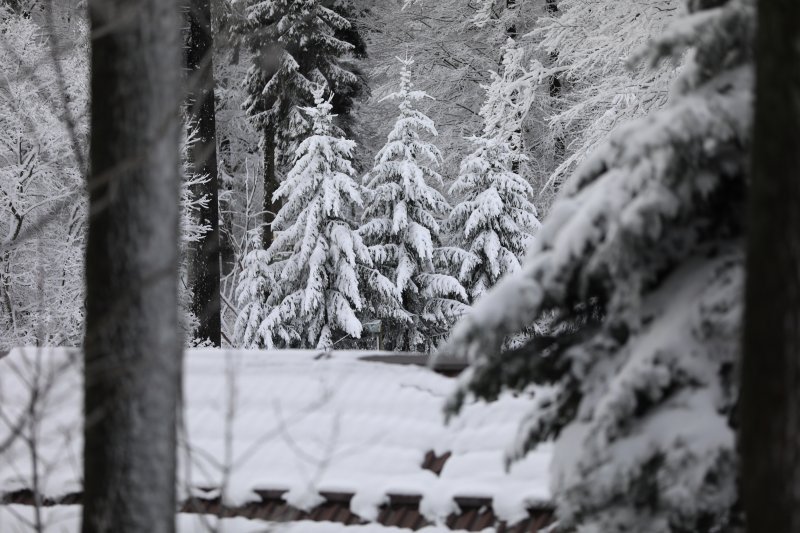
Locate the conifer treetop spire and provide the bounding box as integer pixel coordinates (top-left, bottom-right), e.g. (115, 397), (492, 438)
(305, 85), (336, 136)
(381, 54), (433, 113)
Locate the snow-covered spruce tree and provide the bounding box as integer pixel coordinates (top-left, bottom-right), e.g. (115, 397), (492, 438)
(440, 1), (753, 531)
(233, 0), (364, 147)
(447, 137), (539, 302)
(232, 0), (365, 249)
(235, 89), (375, 349)
(360, 56), (467, 352)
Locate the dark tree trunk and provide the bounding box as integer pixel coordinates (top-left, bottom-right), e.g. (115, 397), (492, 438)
(83, 0), (182, 532)
(185, 0), (221, 345)
(261, 125), (278, 251)
(741, 1), (800, 532)
(506, 0), (517, 37)
(503, 0), (520, 172)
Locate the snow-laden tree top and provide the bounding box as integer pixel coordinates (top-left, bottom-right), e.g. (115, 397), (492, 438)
(445, 37), (543, 304)
(363, 55), (446, 240)
(233, 0), (359, 130)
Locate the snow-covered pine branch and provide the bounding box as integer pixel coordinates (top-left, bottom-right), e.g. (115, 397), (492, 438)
(359, 55), (467, 352)
(235, 88), (375, 349)
(440, 0), (753, 530)
(233, 0), (362, 166)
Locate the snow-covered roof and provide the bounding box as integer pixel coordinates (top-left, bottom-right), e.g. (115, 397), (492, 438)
(0, 504), (503, 533)
(0, 348), (552, 530)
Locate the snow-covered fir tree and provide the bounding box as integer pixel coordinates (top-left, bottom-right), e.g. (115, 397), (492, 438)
(441, 0), (753, 531)
(235, 89), (374, 349)
(447, 136), (539, 302)
(360, 56), (467, 351)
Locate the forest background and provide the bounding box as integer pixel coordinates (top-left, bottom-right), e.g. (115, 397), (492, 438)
(0, 0), (678, 352)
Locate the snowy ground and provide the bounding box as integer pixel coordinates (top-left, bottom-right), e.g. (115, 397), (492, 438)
(0, 347), (551, 528)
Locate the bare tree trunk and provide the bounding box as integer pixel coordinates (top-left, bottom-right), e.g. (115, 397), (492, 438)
(83, 0), (182, 532)
(185, 0), (221, 345)
(261, 124), (278, 251)
(741, 1), (800, 532)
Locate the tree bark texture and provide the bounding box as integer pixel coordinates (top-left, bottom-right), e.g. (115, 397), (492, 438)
(741, 1), (800, 532)
(83, 0), (182, 532)
(185, 0), (221, 345)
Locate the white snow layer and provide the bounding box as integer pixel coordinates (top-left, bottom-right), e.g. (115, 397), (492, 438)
(0, 505), (491, 532)
(0, 348), (550, 524)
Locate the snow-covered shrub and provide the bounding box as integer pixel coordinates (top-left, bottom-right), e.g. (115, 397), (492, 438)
(440, 0), (754, 531)
(359, 56), (467, 352)
(235, 89), (375, 349)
